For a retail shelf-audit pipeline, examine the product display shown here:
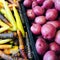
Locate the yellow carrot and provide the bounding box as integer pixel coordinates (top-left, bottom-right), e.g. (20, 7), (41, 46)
(0, 27), (9, 33)
(0, 39), (12, 44)
(4, 46), (18, 55)
(0, 20), (10, 33)
(13, 6), (25, 37)
(0, 20), (10, 27)
(14, 0), (17, 2)
(0, 8), (8, 20)
(0, 2), (3, 8)
(1, 0), (17, 31)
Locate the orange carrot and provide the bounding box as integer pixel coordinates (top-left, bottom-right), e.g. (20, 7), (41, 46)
(17, 30), (27, 59)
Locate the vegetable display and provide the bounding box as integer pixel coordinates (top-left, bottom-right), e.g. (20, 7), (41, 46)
(23, 0), (60, 60)
(0, 0), (32, 60)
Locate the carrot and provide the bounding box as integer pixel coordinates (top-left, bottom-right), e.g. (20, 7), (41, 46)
(0, 32), (17, 39)
(0, 14), (12, 27)
(0, 20), (10, 33)
(4, 49), (11, 55)
(0, 8), (8, 19)
(0, 45), (12, 49)
(17, 30), (27, 59)
(0, 20), (10, 27)
(0, 50), (13, 60)
(4, 46), (18, 55)
(1, 0), (17, 31)
(13, 6), (25, 37)
(0, 39), (12, 44)
(0, 27), (9, 33)
(0, 2), (3, 8)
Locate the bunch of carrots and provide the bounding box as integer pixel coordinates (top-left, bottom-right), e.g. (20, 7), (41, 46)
(0, 0), (32, 60)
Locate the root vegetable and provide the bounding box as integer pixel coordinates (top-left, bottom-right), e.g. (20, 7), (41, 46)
(36, 0), (45, 5)
(43, 51), (58, 60)
(55, 0), (60, 11)
(46, 9), (58, 21)
(26, 9), (35, 20)
(35, 16), (46, 25)
(35, 37), (48, 55)
(42, 0), (53, 9)
(33, 6), (45, 16)
(30, 23), (41, 35)
(49, 42), (60, 53)
(41, 24), (56, 40)
(55, 30), (60, 45)
(23, 0), (32, 8)
(47, 21), (60, 28)
(32, 1), (38, 8)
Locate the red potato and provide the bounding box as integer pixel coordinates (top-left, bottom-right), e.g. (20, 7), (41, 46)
(35, 37), (48, 55)
(55, 30), (60, 45)
(43, 51), (58, 60)
(33, 6), (45, 16)
(30, 23), (41, 35)
(41, 24), (56, 40)
(35, 16), (46, 25)
(23, 0), (32, 8)
(31, 0), (36, 2)
(55, 0), (60, 11)
(42, 0), (53, 9)
(46, 9), (58, 21)
(36, 0), (45, 5)
(49, 42), (60, 53)
(47, 21), (60, 28)
(32, 1), (38, 8)
(26, 9), (35, 20)
(52, 0), (55, 2)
